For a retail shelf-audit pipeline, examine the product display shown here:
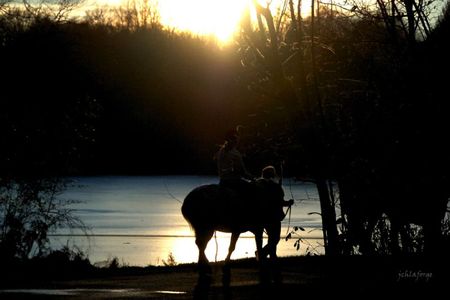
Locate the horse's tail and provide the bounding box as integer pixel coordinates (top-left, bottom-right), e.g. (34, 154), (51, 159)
(181, 188), (197, 229)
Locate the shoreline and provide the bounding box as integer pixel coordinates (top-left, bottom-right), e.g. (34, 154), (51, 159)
(49, 233), (325, 267)
(2, 255), (447, 299)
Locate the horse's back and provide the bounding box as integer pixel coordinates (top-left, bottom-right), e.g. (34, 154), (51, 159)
(182, 184), (220, 209)
(181, 183), (270, 233)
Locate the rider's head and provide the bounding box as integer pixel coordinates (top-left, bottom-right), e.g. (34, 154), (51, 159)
(224, 127), (240, 146)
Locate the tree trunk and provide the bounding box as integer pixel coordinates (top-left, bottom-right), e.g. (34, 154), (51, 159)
(317, 178), (339, 255)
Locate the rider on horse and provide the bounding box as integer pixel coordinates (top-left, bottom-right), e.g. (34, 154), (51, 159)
(216, 126), (254, 196)
(216, 126), (294, 257)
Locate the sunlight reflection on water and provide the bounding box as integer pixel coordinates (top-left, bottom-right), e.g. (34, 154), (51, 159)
(50, 234), (324, 266)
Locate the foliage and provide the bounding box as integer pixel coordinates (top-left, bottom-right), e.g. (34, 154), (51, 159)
(0, 0), (84, 24)
(285, 225), (323, 255)
(0, 178), (87, 259)
(108, 256), (120, 269)
(162, 252), (177, 266)
(85, 0), (161, 30)
(235, 0), (450, 256)
(40, 244), (91, 270)
(341, 0), (443, 42)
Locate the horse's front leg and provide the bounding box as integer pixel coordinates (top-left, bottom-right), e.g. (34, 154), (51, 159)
(225, 232), (240, 264)
(223, 231), (240, 288)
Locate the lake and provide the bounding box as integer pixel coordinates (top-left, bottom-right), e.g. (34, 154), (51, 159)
(51, 176), (324, 266)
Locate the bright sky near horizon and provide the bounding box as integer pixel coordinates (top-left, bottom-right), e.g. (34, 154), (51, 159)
(158, 0), (249, 43)
(25, 0), (445, 44)
(85, 0), (314, 44)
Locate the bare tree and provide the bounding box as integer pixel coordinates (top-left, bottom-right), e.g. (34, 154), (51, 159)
(84, 0), (160, 30)
(21, 0), (84, 22)
(0, 178), (87, 259)
(334, 0), (443, 42)
(0, 0), (84, 25)
(238, 0), (341, 255)
(238, 0), (447, 256)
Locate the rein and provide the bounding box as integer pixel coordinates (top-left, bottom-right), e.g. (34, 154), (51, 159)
(280, 162), (294, 235)
(285, 202), (292, 235)
(164, 182), (183, 204)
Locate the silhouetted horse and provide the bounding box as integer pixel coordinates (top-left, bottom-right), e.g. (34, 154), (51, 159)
(182, 183), (279, 275)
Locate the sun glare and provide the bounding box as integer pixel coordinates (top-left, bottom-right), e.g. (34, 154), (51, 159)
(157, 0), (313, 45)
(89, 0), (314, 45)
(158, 0), (248, 44)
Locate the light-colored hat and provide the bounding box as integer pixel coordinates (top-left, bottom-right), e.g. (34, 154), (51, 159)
(262, 165), (277, 179)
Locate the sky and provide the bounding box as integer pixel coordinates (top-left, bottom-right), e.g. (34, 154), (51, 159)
(77, 0), (317, 44)
(22, 0), (445, 46)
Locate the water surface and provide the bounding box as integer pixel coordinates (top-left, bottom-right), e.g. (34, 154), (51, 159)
(52, 176), (324, 266)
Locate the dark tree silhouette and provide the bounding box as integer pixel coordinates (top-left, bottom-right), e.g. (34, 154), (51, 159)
(236, 0), (450, 256)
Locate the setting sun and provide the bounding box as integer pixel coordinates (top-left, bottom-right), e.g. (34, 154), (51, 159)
(157, 0), (313, 44)
(158, 0), (249, 44)
(89, 0), (313, 44)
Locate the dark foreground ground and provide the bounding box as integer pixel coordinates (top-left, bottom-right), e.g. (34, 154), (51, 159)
(1, 255), (448, 299)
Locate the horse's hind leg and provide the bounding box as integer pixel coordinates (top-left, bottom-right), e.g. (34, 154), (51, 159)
(195, 229), (214, 274)
(194, 230), (214, 297)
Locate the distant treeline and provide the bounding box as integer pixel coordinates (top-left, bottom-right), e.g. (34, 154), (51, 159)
(0, 6), (258, 176)
(2, 3), (448, 178)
